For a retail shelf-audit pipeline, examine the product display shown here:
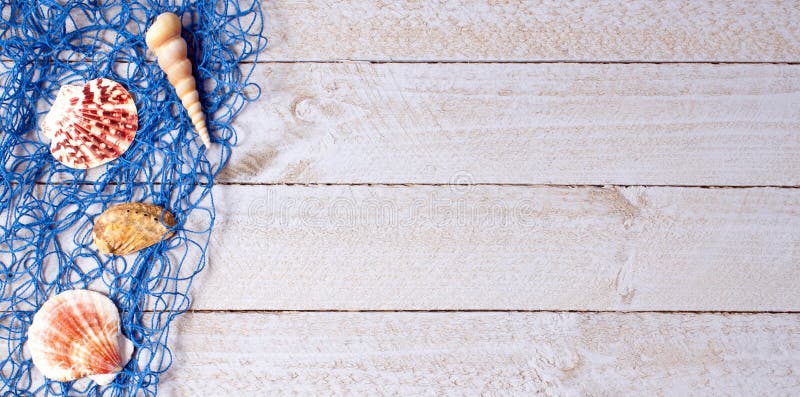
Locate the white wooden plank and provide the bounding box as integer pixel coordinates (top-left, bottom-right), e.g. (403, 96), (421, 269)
(160, 312), (800, 396)
(185, 184), (800, 311)
(220, 62), (800, 185)
(261, 0), (800, 62)
(11, 1), (798, 62)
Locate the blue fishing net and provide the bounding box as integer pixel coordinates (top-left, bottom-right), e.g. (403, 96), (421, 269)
(0, 0), (266, 395)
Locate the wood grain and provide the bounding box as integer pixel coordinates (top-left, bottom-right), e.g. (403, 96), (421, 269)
(182, 184), (800, 311)
(159, 312), (800, 396)
(261, 0), (800, 62)
(219, 62), (800, 186)
(8, 1), (800, 394)
(8, 1), (800, 62)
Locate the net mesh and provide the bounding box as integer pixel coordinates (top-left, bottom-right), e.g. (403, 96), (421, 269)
(0, 0), (266, 395)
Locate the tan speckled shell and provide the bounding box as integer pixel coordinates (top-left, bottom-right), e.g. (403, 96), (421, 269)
(93, 203), (177, 256)
(27, 289), (134, 385)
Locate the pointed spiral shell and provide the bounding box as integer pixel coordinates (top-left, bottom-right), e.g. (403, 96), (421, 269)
(145, 12), (210, 148)
(27, 290), (134, 385)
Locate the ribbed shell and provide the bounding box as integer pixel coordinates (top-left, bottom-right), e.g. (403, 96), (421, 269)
(27, 290), (134, 385)
(41, 78), (138, 169)
(93, 203), (177, 256)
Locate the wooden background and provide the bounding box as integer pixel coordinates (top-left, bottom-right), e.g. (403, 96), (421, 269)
(165, 1), (800, 395)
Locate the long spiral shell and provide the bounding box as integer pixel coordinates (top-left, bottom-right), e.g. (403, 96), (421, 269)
(145, 12), (210, 148)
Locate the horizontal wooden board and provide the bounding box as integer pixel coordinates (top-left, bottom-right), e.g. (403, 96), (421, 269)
(181, 184), (800, 311)
(5, 1), (799, 62)
(260, 0), (800, 62)
(219, 62), (800, 186)
(159, 312), (800, 396)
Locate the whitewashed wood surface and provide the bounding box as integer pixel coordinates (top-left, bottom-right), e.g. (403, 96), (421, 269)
(177, 0), (800, 395)
(222, 63), (800, 185)
(191, 185), (800, 311)
(17, 0), (800, 395)
(160, 312), (800, 396)
(261, 0), (800, 62)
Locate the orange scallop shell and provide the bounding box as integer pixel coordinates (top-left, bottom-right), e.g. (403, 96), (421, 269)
(27, 290), (134, 385)
(41, 78), (138, 169)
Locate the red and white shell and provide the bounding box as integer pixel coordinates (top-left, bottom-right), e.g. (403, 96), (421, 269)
(27, 289), (134, 385)
(41, 78), (138, 169)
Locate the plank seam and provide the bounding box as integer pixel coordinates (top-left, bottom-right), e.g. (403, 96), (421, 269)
(213, 182), (800, 189)
(151, 309), (800, 314)
(5, 60), (800, 65)
(8, 309), (793, 314)
(256, 60), (800, 65)
(22, 182), (800, 188)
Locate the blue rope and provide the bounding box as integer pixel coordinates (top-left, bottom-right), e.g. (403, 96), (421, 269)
(0, 0), (266, 395)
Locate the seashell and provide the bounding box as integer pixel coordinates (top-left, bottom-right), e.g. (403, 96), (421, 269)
(145, 12), (211, 148)
(41, 78), (138, 169)
(93, 203), (177, 256)
(27, 289), (134, 385)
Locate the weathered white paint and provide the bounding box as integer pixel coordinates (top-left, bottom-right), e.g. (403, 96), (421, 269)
(180, 184), (800, 311)
(11, 1), (800, 394)
(261, 0), (800, 62)
(219, 63), (800, 185)
(159, 312), (800, 396)
(10, 1), (800, 62)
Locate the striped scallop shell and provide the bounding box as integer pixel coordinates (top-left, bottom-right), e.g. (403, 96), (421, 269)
(93, 203), (177, 256)
(27, 290), (134, 385)
(41, 78), (138, 169)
